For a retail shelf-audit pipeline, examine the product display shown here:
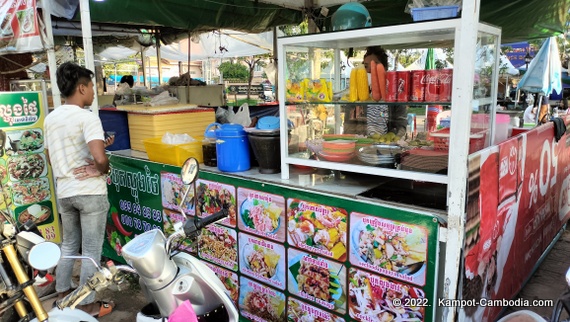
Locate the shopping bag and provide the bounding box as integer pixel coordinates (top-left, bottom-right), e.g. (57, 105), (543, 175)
(227, 103), (252, 127)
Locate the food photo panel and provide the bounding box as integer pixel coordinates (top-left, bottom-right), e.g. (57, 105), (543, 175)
(237, 187), (285, 242)
(15, 200), (53, 226)
(196, 179), (236, 227)
(287, 297), (344, 322)
(239, 276), (286, 322)
(198, 224), (238, 271)
(204, 262), (239, 306)
(8, 153), (47, 181)
(3, 128), (44, 155)
(349, 212), (428, 286)
(160, 171), (195, 216)
(348, 267), (427, 322)
(238, 232), (286, 290)
(286, 198), (347, 261)
(287, 248), (347, 314)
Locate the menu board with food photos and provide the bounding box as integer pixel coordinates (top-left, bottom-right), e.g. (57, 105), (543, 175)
(0, 91), (61, 242)
(106, 155), (440, 321)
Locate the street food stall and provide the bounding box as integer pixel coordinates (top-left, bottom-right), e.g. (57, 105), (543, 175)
(3, 1), (569, 322)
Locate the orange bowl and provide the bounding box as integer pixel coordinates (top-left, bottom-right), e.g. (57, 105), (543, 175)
(322, 139), (356, 154)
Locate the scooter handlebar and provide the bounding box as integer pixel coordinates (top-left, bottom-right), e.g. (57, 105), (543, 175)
(195, 208), (228, 230)
(56, 284), (92, 310)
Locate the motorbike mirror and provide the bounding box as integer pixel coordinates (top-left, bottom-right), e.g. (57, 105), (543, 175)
(28, 242), (61, 271)
(181, 157), (199, 185)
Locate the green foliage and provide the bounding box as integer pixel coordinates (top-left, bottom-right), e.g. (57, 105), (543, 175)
(218, 61), (249, 81)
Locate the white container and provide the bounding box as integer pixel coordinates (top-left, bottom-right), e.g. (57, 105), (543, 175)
(495, 114), (510, 144)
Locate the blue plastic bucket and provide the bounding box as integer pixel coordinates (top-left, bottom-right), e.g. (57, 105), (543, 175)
(215, 123), (250, 172)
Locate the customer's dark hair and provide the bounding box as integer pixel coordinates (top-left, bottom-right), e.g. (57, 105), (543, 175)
(364, 46), (389, 70)
(56, 62), (94, 98)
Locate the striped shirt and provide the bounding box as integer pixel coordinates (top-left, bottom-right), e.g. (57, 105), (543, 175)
(44, 105), (107, 199)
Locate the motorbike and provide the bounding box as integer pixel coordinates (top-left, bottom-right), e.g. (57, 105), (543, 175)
(0, 157), (238, 322)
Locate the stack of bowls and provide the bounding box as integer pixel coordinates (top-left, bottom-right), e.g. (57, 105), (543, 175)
(357, 144), (403, 168)
(318, 139), (356, 162)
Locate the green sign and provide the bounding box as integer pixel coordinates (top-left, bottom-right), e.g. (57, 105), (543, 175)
(106, 154), (440, 321)
(102, 155), (180, 262)
(0, 92), (42, 127)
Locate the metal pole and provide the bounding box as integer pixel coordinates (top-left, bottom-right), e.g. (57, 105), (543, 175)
(156, 31), (162, 87)
(41, 0), (61, 108)
(79, 0), (98, 114)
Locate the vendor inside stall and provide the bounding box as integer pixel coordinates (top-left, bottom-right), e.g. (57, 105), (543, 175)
(344, 46), (407, 137)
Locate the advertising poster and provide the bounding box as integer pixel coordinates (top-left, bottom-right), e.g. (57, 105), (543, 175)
(196, 178), (236, 227)
(0, 91), (60, 242)
(238, 232), (286, 290)
(198, 223), (238, 271)
(204, 262), (239, 305)
(461, 119), (570, 322)
(287, 248), (347, 314)
(106, 157), (440, 321)
(102, 156), (179, 261)
(287, 198), (348, 261)
(0, 0), (43, 54)
(237, 187), (286, 242)
(349, 212), (429, 286)
(348, 267), (427, 322)
(239, 276), (286, 322)
(287, 297), (343, 322)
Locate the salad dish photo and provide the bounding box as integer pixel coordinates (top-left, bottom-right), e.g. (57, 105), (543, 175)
(17, 8), (34, 34)
(8, 153), (46, 181)
(238, 188), (286, 242)
(287, 199), (347, 260)
(288, 249), (346, 313)
(239, 277), (286, 322)
(198, 224), (238, 271)
(18, 129), (43, 152)
(196, 179), (237, 226)
(348, 268), (426, 322)
(350, 213), (428, 286)
(239, 233), (286, 289)
(287, 297), (344, 322)
(205, 262), (239, 305)
(11, 177), (50, 206)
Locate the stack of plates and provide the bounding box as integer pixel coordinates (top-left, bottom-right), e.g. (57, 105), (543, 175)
(400, 149), (449, 173)
(357, 144), (402, 167)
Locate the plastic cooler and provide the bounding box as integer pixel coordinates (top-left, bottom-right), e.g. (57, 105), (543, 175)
(98, 108), (130, 151)
(430, 128), (487, 154)
(123, 106), (215, 151)
(143, 137), (204, 166)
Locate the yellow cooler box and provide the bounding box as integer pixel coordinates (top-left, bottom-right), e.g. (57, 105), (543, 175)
(119, 105), (215, 151)
(143, 137), (204, 166)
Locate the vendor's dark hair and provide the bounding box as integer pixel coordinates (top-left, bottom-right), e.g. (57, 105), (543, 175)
(56, 62), (94, 98)
(364, 46), (388, 69)
(120, 75), (134, 87)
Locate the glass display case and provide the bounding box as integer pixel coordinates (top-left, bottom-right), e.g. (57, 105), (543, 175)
(277, 19), (502, 183)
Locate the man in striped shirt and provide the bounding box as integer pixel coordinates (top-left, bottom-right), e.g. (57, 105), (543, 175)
(44, 62), (115, 317)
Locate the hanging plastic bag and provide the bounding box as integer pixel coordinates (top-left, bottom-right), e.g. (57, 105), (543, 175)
(168, 300), (198, 322)
(227, 103), (252, 127)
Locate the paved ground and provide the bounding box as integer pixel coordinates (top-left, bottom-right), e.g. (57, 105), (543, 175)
(498, 227), (570, 320)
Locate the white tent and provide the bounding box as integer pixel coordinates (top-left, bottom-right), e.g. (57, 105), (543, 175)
(95, 29), (276, 62)
(405, 49), (453, 70)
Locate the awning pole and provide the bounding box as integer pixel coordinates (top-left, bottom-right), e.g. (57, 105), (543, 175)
(273, 27), (278, 99)
(79, 0), (98, 114)
(187, 31), (191, 104)
(141, 47), (147, 88)
(156, 31), (162, 88)
(41, 0), (61, 108)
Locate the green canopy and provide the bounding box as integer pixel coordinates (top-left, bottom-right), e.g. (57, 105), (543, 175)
(65, 0), (568, 43)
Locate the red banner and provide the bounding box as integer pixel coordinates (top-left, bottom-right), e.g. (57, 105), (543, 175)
(0, 0), (43, 54)
(461, 116), (570, 321)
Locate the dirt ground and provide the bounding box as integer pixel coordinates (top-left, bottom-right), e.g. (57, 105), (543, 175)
(37, 261), (147, 322)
